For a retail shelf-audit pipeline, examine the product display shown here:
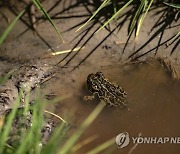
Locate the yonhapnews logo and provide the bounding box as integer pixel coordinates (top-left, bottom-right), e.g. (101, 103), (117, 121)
(116, 132), (180, 148)
(116, 132), (130, 148)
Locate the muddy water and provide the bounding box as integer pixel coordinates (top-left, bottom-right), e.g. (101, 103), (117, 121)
(48, 61), (180, 154)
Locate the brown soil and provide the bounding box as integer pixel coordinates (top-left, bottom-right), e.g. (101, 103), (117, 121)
(0, 0), (180, 153)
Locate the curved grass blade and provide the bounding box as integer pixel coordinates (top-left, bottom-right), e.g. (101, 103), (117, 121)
(87, 137), (115, 154)
(96, 0), (134, 33)
(32, 0), (64, 43)
(136, 0), (153, 38)
(163, 2), (180, 9)
(72, 135), (99, 153)
(0, 10), (25, 45)
(129, 0), (145, 35)
(167, 31), (180, 46)
(76, 0), (111, 32)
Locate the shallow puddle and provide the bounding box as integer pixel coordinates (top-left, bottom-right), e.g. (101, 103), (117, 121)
(50, 60), (180, 154)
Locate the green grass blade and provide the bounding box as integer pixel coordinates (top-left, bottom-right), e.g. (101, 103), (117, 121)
(163, 2), (180, 9)
(32, 0), (64, 42)
(58, 102), (105, 154)
(76, 0), (111, 32)
(129, 0), (145, 35)
(136, 0), (153, 37)
(0, 10), (25, 45)
(15, 130), (33, 154)
(167, 31), (180, 46)
(0, 92), (22, 154)
(96, 0), (134, 33)
(172, 31), (180, 42)
(112, 0), (117, 15)
(42, 122), (68, 154)
(32, 103), (44, 154)
(0, 70), (14, 85)
(22, 92), (30, 116)
(15, 99), (44, 154)
(87, 137), (115, 154)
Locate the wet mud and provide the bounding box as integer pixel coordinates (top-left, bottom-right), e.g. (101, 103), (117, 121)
(0, 0), (180, 153)
(44, 59), (180, 154)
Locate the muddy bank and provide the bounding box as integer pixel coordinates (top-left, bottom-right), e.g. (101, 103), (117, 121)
(0, 0), (180, 153)
(0, 63), (61, 147)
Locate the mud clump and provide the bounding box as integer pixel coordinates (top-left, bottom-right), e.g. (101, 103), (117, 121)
(0, 63), (57, 146)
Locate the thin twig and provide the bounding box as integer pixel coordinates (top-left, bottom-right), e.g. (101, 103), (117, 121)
(128, 132), (142, 154)
(44, 110), (68, 124)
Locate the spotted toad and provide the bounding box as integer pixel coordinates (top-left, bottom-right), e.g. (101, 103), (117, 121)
(84, 72), (127, 107)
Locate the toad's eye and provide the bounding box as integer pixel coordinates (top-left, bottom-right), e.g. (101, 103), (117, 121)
(92, 85), (98, 90)
(96, 72), (104, 79)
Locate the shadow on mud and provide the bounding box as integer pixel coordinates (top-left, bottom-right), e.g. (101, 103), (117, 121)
(0, 0), (179, 68)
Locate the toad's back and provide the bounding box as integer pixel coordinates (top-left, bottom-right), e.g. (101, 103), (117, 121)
(86, 72), (127, 107)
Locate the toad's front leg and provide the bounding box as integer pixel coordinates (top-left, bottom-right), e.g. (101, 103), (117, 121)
(83, 95), (95, 102)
